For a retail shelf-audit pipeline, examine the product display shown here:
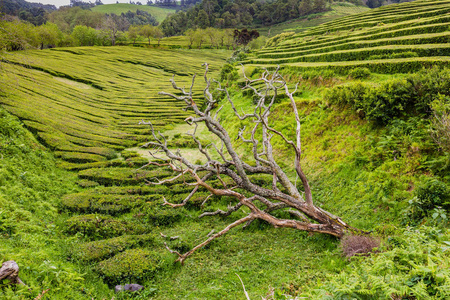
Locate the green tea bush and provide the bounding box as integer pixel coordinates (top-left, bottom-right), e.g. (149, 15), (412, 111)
(220, 63), (239, 82)
(75, 234), (156, 261)
(144, 201), (183, 226)
(65, 214), (147, 239)
(348, 67), (371, 79)
(61, 193), (149, 214)
(368, 51), (419, 60)
(265, 32), (295, 48)
(97, 249), (161, 284)
(121, 150), (140, 159)
(77, 179), (100, 188)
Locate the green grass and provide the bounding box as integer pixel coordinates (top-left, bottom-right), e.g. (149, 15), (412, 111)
(91, 3), (175, 24)
(255, 3), (370, 36)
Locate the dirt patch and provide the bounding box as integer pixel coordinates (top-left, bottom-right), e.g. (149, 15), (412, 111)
(54, 77), (92, 89)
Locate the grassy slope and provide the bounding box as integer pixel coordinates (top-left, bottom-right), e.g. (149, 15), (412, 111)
(91, 4), (175, 23)
(256, 2), (370, 36)
(0, 108), (112, 299)
(1, 47), (230, 167)
(247, 0), (450, 72)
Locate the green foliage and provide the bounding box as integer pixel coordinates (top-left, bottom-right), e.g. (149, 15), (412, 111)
(220, 63), (239, 83)
(325, 67), (450, 124)
(348, 67), (371, 79)
(61, 192), (151, 214)
(97, 249), (161, 283)
(416, 178), (450, 210)
(75, 234), (156, 261)
(265, 32), (296, 48)
(144, 200), (183, 226)
(65, 214), (147, 239)
(302, 227), (450, 299)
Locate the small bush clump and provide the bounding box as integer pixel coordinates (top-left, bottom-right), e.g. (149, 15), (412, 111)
(65, 214), (147, 239)
(348, 67), (371, 79)
(75, 234), (156, 261)
(97, 249), (161, 283)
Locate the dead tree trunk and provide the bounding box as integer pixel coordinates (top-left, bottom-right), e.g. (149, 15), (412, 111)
(0, 261), (27, 287)
(141, 64), (365, 264)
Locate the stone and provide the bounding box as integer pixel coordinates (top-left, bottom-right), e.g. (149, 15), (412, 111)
(114, 283), (144, 293)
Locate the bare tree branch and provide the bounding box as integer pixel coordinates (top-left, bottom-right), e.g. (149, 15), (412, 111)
(141, 64), (365, 264)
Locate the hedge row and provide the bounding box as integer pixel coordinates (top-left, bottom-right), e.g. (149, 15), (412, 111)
(249, 44), (450, 65)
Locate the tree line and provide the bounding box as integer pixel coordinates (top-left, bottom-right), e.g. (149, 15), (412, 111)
(0, 16), (260, 51)
(160, 0), (329, 36)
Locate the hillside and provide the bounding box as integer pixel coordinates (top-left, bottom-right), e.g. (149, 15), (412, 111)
(256, 2), (371, 36)
(246, 0), (450, 72)
(91, 3), (175, 23)
(0, 0), (450, 298)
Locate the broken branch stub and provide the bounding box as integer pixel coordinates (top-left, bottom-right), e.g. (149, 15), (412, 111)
(142, 64), (364, 264)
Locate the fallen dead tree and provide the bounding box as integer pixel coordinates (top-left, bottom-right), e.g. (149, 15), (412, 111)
(141, 64), (365, 264)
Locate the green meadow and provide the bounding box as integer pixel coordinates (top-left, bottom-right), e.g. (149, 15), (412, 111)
(91, 4), (176, 24)
(1, 0), (450, 299)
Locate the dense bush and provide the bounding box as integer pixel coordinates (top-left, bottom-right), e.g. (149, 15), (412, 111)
(265, 32), (295, 48)
(61, 193), (149, 214)
(97, 249), (161, 284)
(65, 214), (147, 239)
(348, 67), (371, 79)
(75, 234), (156, 261)
(325, 67), (450, 124)
(303, 227), (450, 299)
(144, 200), (183, 226)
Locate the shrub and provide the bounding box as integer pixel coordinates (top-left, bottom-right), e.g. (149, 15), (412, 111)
(265, 32), (295, 48)
(404, 178), (450, 224)
(144, 201), (183, 226)
(325, 67), (450, 124)
(431, 95), (450, 153)
(75, 234), (156, 261)
(248, 36), (268, 50)
(77, 179), (99, 188)
(348, 67), (371, 79)
(121, 150), (140, 159)
(65, 214), (147, 239)
(220, 63), (239, 82)
(415, 178), (450, 210)
(303, 227), (450, 299)
(97, 249), (161, 283)
(61, 193), (150, 214)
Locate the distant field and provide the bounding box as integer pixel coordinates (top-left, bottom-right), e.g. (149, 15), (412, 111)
(91, 3), (175, 23)
(1, 47), (230, 165)
(256, 3), (370, 36)
(247, 0), (450, 73)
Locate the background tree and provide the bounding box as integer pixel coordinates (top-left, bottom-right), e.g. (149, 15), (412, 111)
(128, 25), (141, 45)
(152, 26), (164, 46)
(71, 25), (98, 46)
(36, 22), (62, 49)
(139, 24), (154, 45)
(142, 65), (362, 264)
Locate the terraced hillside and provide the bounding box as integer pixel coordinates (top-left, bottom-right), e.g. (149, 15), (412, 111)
(246, 0), (450, 73)
(1, 47), (229, 168)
